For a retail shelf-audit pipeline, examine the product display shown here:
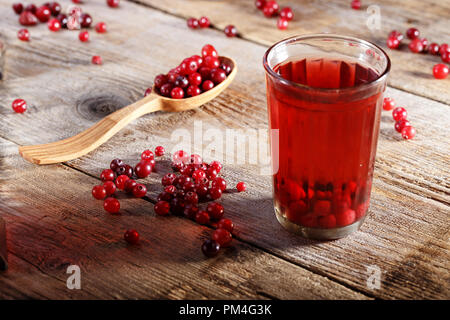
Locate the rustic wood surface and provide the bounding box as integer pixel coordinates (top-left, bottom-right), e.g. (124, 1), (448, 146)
(0, 0), (449, 300)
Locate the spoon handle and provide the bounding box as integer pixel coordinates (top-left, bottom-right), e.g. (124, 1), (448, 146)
(19, 94), (163, 165)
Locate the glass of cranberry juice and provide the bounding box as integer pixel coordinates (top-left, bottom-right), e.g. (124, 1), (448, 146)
(263, 35), (390, 240)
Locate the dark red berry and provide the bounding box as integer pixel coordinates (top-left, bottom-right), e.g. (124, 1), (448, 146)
(124, 229), (139, 244)
(36, 5), (51, 22)
(48, 2), (61, 16)
(157, 191), (173, 202)
(201, 44), (218, 58)
(394, 120), (411, 133)
(19, 11), (38, 26)
(170, 197), (186, 215)
(409, 38), (423, 53)
(132, 184), (147, 198)
(218, 218), (234, 232)
(24, 4), (37, 13)
(79, 30), (89, 42)
(211, 68), (227, 84)
(198, 16), (210, 28)
(154, 74), (168, 88)
(154, 201), (170, 216)
(183, 204), (199, 219)
(135, 161), (152, 178)
(56, 13), (67, 28)
(100, 169), (115, 182)
(115, 174), (129, 190)
(236, 181), (246, 192)
(107, 0), (120, 8)
(174, 75), (189, 89)
(202, 80), (214, 92)
(439, 44), (449, 56)
(388, 30), (403, 41)
(191, 55), (203, 66)
(103, 181), (116, 195)
(110, 158), (124, 171)
(277, 18), (288, 30)
(95, 22), (107, 33)
(406, 27), (420, 40)
(196, 184), (209, 199)
(161, 173), (176, 186)
(124, 179), (137, 193)
(92, 185), (107, 200)
(392, 107), (407, 122)
(433, 63), (449, 79)
(13, 3), (24, 14)
(187, 85), (201, 97)
(17, 29), (30, 41)
(144, 88), (152, 96)
(318, 214), (337, 229)
(427, 43), (439, 55)
(170, 87), (184, 99)
(79, 13), (92, 28)
(212, 228), (232, 247)
(195, 210), (210, 224)
(209, 187), (222, 200)
(187, 18), (199, 29)
(103, 197), (120, 214)
(210, 161), (222, 172)
(201, 239), (220, 257)
(386, 37), (400, 49)
(220, 63), (232, 75)
(224, 25), (237, 37)
(382, 97), (395, 111)
(184, 191), (199, 205)
(212, 177), (227, 191)
(401, 126), (416, 140)
(206, 167), (218, 180)
(255, 0), (266, 10)
(441, 51), (450, 63)
(160, 83), (173, 97)
(263, 0), (279, 17)
(188, 72), (202, 86)
(206, 202), (224, 220)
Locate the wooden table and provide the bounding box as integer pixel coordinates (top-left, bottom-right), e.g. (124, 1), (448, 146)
(0, 0), (449, 299)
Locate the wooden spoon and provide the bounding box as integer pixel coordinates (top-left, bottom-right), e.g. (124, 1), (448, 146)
(19, 57), (237, 165)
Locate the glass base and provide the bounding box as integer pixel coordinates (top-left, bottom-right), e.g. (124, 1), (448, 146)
(275, 207), (365, 240)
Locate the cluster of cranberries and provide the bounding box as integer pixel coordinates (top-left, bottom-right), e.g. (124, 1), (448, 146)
(90, 147), (246, 257)
(149, 44), (232, 99)
(254, 0), (294, 30)
(386, 28), (449, 79)
(382, 97), (416, 140)
(12, 2), (108, 64)
(187, 16), (210, 29)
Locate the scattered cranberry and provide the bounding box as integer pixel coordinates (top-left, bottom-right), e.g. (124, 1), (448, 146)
(124, 179), (137, 193)
(100, 169), (115, 182)
(103, 181), (116, 195)
(201, 44), (218, 58)
(406, 27), (420, 40)
(91, 55), (102, 65)
(187, 18), (199, 29)
(388, 30), (403, 41)
(427, 43), (439, 55)
(132, 184), (147, 198)
(394, 119), (411, 133)
(263, 0), (279, 17)
(202, 80), (214, 91)
(194, 210), (209, 224)
(392, 107), (407, 122)
(107, 0), (120, 8)
(171, 87), (184, 99)
(124, 229), (139, 244)
(115, 175), (129, 190)
(95, 22), (107, 33)
(255, 0), (266, 10)
(47, 18), (61, 32)
(92, 185), (107, 200)
(236, 182), (246, 192)
(201, 239), (220, 257)
(386, 37), (400, 49)
(36, 5), (51, 22)
(432, 64), (449, 79)
(409, 38), (423, 53)
(110, 158), (124, 171)
(79, 30), (89, 42)
(154, 201), (170, 216)
(401, 126), (416, 140)
(421, 38), (429, 52)
(56, 14), (67, 28)
(439, 44), (449, 56)
(80, 13), (92, 28)
(199, 16), (210, 28)
(48, 2), (61, 16)
(12, 99), (27, 113)
(277, 18), (288, 30)
(12, 3), (24, 14)
(212, 228), (232, 247)
(218, 219), (234, 233)
(17, 28), (30, 41)
(24, 4), (37, 13)
(224, 25), (237, 37)
(103, 197), (120, 213)
(135, 161), (152, 178)
(19, 11), (38, 26)
(351, 0), (361, 10)
(382, 97), (396, 111)
(279, 7), (293, 20)
(141, 149), (154, 161)
(207, 202), (224, 220)
(441, 52), (450, 63)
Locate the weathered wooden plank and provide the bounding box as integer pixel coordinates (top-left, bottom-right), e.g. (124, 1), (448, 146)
(0, 0), (448, 299)
(0, 137), (366, 299)
(139, 0), (450, 104)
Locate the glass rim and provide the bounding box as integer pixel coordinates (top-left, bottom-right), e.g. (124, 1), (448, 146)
(263, 33), (391, 94)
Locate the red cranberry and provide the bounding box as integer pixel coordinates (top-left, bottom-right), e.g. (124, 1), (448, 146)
(392, 107), (407, 122)
(433, 63), (449, 79)
(279, 7), (293, 20)
(350, 0), (361, 10)
(92, 185), (107, 200)
(17, 29), (30, 41)
(277, 18), (288, 30)
(48, 2), (61, 16)
(19, 11), (38, 26)
(388, 30), (403, 41)
(420, 38), (429, 52)
(188, 73), (202, 86)
(382, 97), (395, 111)
(95, 22), (107, 33)
(192, 169), (206, 183)
(201, 44), (218, 58)
(441, 51), (450, 63)
(13, 3), (24, 14)
(236, 182), (246, 192)
(180, 58), (199, 75)
(154, 146), (165, 158)
(132, 184), (147, 198)
(100, 169), (115, 182)
(406, 27), (420, 40)
(167, 72), (178, 84)
(154, 201), (170, 216)
(107, 0), (120, 8)
(12, 99), (27, 113)
(210, 161), (222, 172)
(336, 209), (356, 226)
(36, 5), (51, 22)
(170, 87), (184, 99)
(154, 74), (168, 88)
(206, 202), (224, 220)
(182, 180), (196, 193)
(160, 83), (173, 97)
(79, 13), (92, 28)
(206, 167), (218, 180)
(164, 185), (177, 194)
(409, 39), (423, 53)
(103, 197), (120, 214)
(394, 119), (411, 133)
(198, 67), (212, 80)
(25, 4), (37, 13)
(212, 177), (227, 191)
(91, 55), (102, 65)
(47, 18), (61, 31)
(79, 30), (89, 42)
(263, 1), (279, 17)
(187, 85), (201, 97)
(220, 63), (232, 75)
(183, 204), (199, 219)
(401, 126), (416, 140)
(195, 211), (210, 224)
(57, 13), (67, 28)
(173, 150), (190, 165)
(174, 75), (189, 89)
(187, 18), (199, 29)
(211, 68), (227, 84)
(218, 218), (234, 232)
(124, 179), (137, 193)
(212, 228), (232, 247)
(201, 239), (220, 257)
(103, 181), (116, 195)
(199, 16), (210, 28)
(124, 229), (139, 244)
(191, 55), (203, 66)
(141, 149), (154, 161)
(224, 25), (237, 37)
(158, 191), (173, 202)
(184, 191), (199, 205)
(202, 80), (214, 91)
(439, 43), (449, 56)
(135, 161), (152, 178)
(116, 164), (133, 178)
(170, 197), (186, 215)
(144, 88), (152, 97)
(110, 158), (123, 171)
(255, 0), (266, 10)
(115, 175), (129, 190)
(196, 184), (209, 199)
(386, 37), (400, 49)
(162, 173), (176, 186)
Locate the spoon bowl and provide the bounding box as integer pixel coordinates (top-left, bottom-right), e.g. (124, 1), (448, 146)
(19, 56), (237, 165)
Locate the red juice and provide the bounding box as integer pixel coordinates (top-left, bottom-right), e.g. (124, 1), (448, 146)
(267, 57), (384, 234)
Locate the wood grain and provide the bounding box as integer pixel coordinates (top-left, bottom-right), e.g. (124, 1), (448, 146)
(138, 0), (450, 104)
(0, 137), (366, 299)
(0, 0), (448, 299)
